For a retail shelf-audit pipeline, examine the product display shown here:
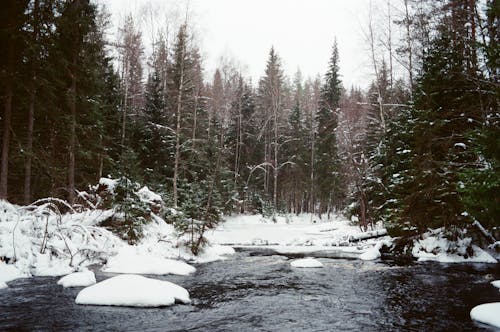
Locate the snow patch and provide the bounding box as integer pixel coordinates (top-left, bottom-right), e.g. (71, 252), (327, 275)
(491, 280), (500, 289)
(470, 303), (500, 328)
(103, 248), (195, 276)
(360, 240), (389, 261)
(57, 270), (96, 288)
(0, 281), (7, 289)
(137, 186), (163, 204)
(75, 274), (190, 307)
(98, 178), (118, 193)
(290, 258), (324, 268)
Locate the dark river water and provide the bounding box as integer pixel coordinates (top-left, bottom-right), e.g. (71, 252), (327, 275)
(1, 251), (499, 332)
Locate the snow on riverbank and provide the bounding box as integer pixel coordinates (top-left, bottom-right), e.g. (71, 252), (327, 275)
(206, 213), (386, 247)
(75, 274), (190, 307)
(412, 234), (497, 264)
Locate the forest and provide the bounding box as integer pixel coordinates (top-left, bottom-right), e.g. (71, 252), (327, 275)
(0, 0), (498, 244)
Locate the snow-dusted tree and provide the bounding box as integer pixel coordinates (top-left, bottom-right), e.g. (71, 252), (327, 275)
(315, 40), (344, 216)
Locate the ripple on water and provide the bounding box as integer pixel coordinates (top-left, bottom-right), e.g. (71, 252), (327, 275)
(0, 253), (498, 331)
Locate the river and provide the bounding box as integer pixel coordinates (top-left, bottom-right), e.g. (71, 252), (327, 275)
(1, 250), (499, 331)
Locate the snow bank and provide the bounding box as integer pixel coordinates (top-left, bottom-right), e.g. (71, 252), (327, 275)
(412, 234), (497, 264)
(192, 245), (236, 263)
(491, 280), (500, 289)
(103, 248), (195, 276)
(207, 213), (387, 248)
(290, 258), (324, 268)
(57, 270), (96, 288)
(470, 302), (500, 329)
(0, 281), (7, 289)
(75, 274), (190, 307)
(0, 261), (26, 285)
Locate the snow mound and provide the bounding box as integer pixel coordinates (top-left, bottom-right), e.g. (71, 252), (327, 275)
(360, 240), (389, 261)
(290, 258), (324, 268)
(491, 280), (500, 289)
(75, 274), (190, 307)
(57, 270), (96, 288)
(0, 261), (26, 286)
(470, 302), (500, 328)
(103, 250), (195, 276)
(193, 245), (236, 263)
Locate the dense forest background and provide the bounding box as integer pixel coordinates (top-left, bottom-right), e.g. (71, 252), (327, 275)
(0, 0), (498, 238)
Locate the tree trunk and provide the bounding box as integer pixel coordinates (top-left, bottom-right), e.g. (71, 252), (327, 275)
(24, 0), (39, 204)
(0, 84), (12, 200)
(24, 87), (35, 204)
(68, 63), (77, 205)
(404, 0), (414, 95)
(173, 39), (186, 208)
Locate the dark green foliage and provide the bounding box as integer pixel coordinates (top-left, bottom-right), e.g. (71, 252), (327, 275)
(99, 177), (151, 244)
(315, 41), (344, 213)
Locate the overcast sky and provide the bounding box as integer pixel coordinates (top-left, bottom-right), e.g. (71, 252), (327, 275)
(100, 0), (375, 88)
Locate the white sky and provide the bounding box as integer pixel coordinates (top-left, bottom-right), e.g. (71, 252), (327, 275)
(99, 0), (375, 88)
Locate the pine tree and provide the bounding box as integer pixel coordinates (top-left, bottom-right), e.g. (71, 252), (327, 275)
(315, 41), (344, 216)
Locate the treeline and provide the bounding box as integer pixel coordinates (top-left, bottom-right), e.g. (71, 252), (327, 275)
(0, 0), (498, 237)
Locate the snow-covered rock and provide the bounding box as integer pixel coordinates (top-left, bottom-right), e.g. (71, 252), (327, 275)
(103, 249), (195, 276)
(57, 270), (96, 288)
(290, 258), (324, 268)
(491, 280), (500, 289)
(75, 274), (190, 307)
(470, 302), (500, 329)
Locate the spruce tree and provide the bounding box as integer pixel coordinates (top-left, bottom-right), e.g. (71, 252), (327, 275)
(315, 41), (344, 216)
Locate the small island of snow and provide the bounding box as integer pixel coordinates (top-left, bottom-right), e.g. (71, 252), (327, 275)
(57, 270), (96, 288)
(103, 250), (196, 276)
(290, 258), (324, 268)
(470, 302), (500, 329)
(75, 274), (190, 307)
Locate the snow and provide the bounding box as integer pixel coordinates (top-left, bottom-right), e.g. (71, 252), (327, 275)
(75, 274), (190, 307)
(412, 234), (497, 264)
(491, 280), (500, 289)
(0, 281), (7, 289)
(206, 213), (387, 248)
(470, 303), (500, 328)
(360, 240), (387, 261)
(192, 244), (236, 263)
(98, 178), (118, 193)
(137, 186), (162, 204)
(57, 270), (96, 288)
(454, 143), (467, 149)
(0, 261), (26, 286)
(103, 248), (196, 276)
(290, 258), (324, 268)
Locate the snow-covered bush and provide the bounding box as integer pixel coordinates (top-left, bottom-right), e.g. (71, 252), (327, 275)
(97, 177), (163, 244)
